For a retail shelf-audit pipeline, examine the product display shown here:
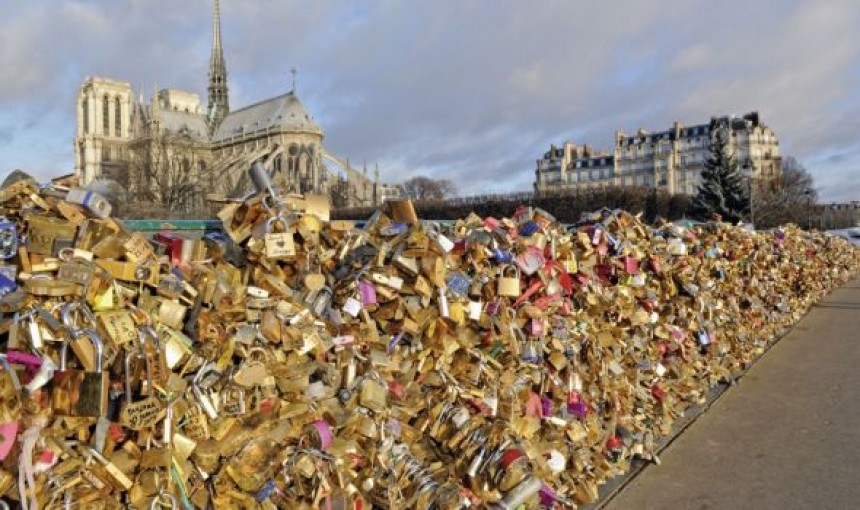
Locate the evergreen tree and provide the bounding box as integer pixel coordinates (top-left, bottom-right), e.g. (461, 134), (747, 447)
(690, 128), (750, 222)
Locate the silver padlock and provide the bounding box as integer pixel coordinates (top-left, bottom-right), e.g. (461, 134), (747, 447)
(249, 162), (278, 198)
(66, 187), (112, 218)
(309, 286), (333, 317)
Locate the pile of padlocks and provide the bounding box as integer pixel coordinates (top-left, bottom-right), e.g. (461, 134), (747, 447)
(1, 165), (858, 509)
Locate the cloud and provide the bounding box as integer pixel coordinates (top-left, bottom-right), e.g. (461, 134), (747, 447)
(0, 125), (13, 146)
(1, 0), (859, 201)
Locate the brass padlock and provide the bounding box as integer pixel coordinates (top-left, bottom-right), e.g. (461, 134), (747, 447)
(497, 265), (521, 297)
(264, 215), (296, 259)
(359, 376), (387, 413)
(52, 328), (109, 417)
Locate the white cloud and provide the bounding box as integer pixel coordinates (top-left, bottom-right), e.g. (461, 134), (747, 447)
(1, 0), (859, 200)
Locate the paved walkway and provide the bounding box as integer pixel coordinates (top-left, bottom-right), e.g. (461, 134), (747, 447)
(603, 277), (860, 510)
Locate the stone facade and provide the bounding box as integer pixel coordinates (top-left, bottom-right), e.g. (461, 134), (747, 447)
(73, 0), (390, 212)
(535, 112), (782, 195)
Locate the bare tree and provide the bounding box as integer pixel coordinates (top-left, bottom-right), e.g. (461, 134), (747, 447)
(752, 155), (817, 228)
(401, 175), (456, 200)
(122, 125), (214, 218)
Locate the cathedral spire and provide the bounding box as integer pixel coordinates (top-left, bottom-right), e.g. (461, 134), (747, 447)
(207, 0), (229, 132)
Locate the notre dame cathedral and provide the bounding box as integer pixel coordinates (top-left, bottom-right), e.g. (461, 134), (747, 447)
(73, 0), (398, 214)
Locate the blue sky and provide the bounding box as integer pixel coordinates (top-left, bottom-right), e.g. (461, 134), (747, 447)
(1, 0), (859, 201)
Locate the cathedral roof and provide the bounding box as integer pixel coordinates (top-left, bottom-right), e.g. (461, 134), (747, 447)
(156, 109), (210, 142)
(212, 91), (322, 142)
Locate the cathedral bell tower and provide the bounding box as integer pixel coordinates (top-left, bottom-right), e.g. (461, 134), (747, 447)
(207, 0), (229, 134)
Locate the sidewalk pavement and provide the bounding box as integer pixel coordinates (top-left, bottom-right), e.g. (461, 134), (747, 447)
(602, 277), (860, 510)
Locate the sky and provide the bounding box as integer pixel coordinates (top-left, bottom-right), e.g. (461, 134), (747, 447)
(1, 0), (859, 201)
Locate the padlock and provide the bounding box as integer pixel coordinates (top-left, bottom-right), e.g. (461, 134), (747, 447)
(309, 286), (333, 317)
(447, 272), (471, 296)
(66, 187), (113, 218)
(515, 248), (544, 276)
(0, 218), (17, 259)
(264, 215), (296, 259)
(358, 279), (377, 306)
(52, 328), (109, 417)
(438, 285), (450, 318)
(249, 161), (278, 198)
(221, 372), (248, 416)
(497, 265), (521, 297)
(359, 377), (388, 412)
(123, 345), (152, 404)
(496, 476), (543, 510)
(58, 259), (95, 288)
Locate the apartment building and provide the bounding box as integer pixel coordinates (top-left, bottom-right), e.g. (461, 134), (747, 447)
(535, 112), (782, 195)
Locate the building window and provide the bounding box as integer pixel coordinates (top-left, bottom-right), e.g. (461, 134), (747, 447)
(102, 146), (111, 162)
(82, 97), (89, 134)
(115, 97), (122, 136)
(102, 95), (109, 133)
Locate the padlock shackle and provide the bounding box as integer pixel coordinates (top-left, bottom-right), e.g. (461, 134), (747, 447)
(124, 348), (151, 405)
(59, 328), (104, 372)
(61, 301), (97, 335)
(264, 214), (292, 233)
(249, 161), (277, 196)
(149, 488), (179, 510)
(138, 324), (161, 351)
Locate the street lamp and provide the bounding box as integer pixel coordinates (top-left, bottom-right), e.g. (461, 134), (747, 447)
(741, 163), (754, 227)
(804, 188), (814, 230)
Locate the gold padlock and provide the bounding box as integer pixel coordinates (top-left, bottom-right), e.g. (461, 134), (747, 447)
(52, 328), (109, 417)
(498, 265), (522, 297)
(359, 377), (387, 412)
(264, 215), (296, 259)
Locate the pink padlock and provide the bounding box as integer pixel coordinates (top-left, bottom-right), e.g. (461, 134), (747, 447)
(358, 280), (377, 306)
(625, 256), (639, 274)
(483, 217), (501, 230)
(6, 350), (43, 368)
(0, 421), (18, 460)
(530, 319), (544, 337)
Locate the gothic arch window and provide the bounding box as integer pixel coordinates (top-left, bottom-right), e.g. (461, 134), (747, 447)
(273, 155), (282, 173)
(114, 97), (122, 136)
(102, 95), (109, 133)
(82, 97), (89, 135)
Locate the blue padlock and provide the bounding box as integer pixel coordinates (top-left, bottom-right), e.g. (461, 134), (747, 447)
(519, 221), (539, 237)
(492, 248), (513, 264)
(446, 272), (471, 296)
(379, 222), (408, 237)
(0, 270), (16, 297)
(0, 220), (17, 259)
